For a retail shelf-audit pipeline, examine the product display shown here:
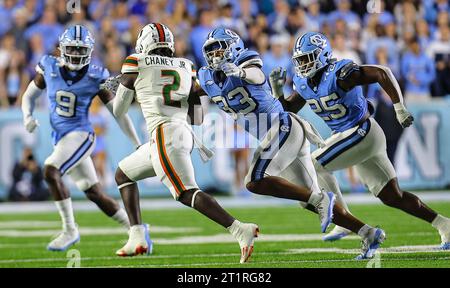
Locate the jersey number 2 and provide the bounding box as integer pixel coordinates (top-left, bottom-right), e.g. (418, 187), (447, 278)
(56, 91), (77, 117)
(161, 70), (181, 108)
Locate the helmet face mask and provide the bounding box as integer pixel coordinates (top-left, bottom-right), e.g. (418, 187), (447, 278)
(203, 39), (234, 70)
(293, 48), (322, 78)
(202, 28), (245, 70)
(60, 44), (92, 70)
(292, 32), (332, 78)
(59, 25), (94, 71)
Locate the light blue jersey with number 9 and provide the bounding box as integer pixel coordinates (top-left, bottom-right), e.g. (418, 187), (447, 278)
(36, 55), (109, 144)
(293, 59), (368, 132)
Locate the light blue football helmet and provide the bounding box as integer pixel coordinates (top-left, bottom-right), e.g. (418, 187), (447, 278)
(202, 27), (245, 70)
(59, 25), (95, 70)
(292, 32), (332, 78)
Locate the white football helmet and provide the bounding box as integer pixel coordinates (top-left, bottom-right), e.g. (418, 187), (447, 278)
(135, 23), (175, 55)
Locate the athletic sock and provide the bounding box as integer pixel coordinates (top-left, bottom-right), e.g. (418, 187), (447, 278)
(357, 224), (372, 238)
(432, 214), (449, 231)
(112, 208), (131, 229)
(55, 198), (77, 232)
(227, 220), (241, 236)
(307, 191), (322, 206)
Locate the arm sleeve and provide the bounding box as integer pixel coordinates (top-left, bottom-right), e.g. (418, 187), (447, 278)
(105, 100), (141, 148)
(113, 83), (135, 118)
(242, 66), (266, 85)
(21, 81), (44, 118)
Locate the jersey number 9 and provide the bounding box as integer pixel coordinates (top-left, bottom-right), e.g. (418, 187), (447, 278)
(56, 91), (77, 118)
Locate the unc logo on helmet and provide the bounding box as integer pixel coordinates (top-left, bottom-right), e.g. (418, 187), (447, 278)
(202, 28), (245, 70)
(59, 25), (95, 71)
(309, 34), (327, 49)
(292, 32), (333, 78)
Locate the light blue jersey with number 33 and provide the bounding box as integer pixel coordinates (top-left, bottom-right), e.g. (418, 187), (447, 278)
(198, 50), (285, 140)
(36, 55), (109, 144)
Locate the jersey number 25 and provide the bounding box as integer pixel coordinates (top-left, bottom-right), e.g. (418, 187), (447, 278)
(307, 93), (347, 121)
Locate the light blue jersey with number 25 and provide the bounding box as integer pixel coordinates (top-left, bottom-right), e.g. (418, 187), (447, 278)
(36, 55), (109, 144)
(293, 59), (368, 133)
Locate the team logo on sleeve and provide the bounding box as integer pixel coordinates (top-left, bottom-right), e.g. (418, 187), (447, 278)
(280, 125), (290, 133)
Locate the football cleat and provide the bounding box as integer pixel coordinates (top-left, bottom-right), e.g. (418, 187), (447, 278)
(356, 227), (386, 260)
(232, 223), (259, 264)
(439, 242), (450, 250)
(323, 225), (352, 241)
(116, 224), (153, 257)
(47, 229), (80, 251)
(316, 191), (336, 233)
(437, 221), (450, 250)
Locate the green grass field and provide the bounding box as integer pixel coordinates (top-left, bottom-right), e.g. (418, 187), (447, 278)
(1, 202), (449, 268)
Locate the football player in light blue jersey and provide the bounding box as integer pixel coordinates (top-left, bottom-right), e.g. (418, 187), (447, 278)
(21, 25), (142, 251)
(272, 32), (450, 251)
(196, 28), (383, 259)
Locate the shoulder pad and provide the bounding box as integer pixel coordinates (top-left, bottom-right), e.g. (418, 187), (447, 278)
(337, 61), (359, 81)
(35, 55), (58, 75)
(121, 54), (140, 74)
(236, 50), (262, 68)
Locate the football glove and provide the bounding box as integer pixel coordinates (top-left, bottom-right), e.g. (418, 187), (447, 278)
(394, 102), (414, 128)
(23, 115), (39, 133)
(269, 67), (286, 99)
(221, 62), (246, 79)
(101, 75), (122, 95)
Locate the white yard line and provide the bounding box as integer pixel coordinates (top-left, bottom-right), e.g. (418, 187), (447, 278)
(0, 221), (60, 229)
(0, 226), (201, 237)
(1, 192), (449, 214)
(0, 248), (448, 265)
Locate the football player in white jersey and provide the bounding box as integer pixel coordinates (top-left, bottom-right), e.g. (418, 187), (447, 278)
(109, 23), (259, 263)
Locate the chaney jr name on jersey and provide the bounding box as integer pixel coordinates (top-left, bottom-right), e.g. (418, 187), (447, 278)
(121, 54), (196, 133)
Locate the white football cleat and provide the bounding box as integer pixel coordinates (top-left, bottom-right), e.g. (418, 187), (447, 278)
(356, 227), (386, 260)
(316, 191), (336, 233)
(437, 221), (450, 250)
(116, 224), (153, 257)
(232, 222), (259, 264)
(323, 225), (352, 241)
(47, 229), (80, 251)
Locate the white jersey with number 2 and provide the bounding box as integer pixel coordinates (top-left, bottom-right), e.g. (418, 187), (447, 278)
(121, 53), (196, 133)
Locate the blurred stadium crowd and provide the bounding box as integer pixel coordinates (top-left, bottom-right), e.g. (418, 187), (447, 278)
(0, 0), (449, 109)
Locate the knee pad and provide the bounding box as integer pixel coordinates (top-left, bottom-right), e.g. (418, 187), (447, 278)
(76, 179), (98, 192)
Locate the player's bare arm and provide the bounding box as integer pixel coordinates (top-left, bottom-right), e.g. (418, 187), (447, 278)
(278, 91), (306, 113)
(98, 76), (141, 148)
(337, 64), (414, 128)
(188, 78), (207, 125)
